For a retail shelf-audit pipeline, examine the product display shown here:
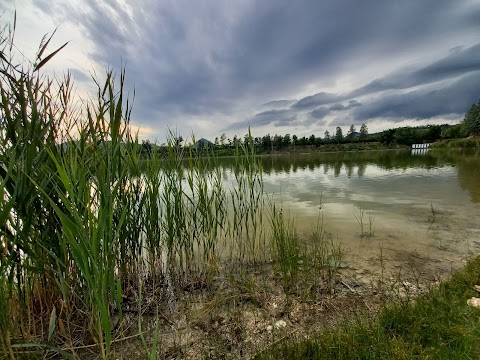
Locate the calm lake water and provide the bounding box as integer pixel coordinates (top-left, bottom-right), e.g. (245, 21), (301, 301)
(223, 149), (480, 280)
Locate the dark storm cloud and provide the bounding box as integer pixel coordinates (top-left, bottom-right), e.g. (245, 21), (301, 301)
(350, 43), (480, 97)
(227, 109), (298, 130)
(292, 42), (480, 111)
(353, 71), (480, 121)
(32, 0), (480, 134)
(329, 100), (361, 111)
(309, 106), (330, 119)
(261, 100), (297, 108)
(292, 92), (344, 109)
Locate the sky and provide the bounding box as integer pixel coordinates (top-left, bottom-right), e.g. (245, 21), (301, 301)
(3, 0), (480, 142)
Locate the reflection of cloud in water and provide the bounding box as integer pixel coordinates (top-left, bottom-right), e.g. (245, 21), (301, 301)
(262, 162), (460, 213)
(225, 151), (480, 280)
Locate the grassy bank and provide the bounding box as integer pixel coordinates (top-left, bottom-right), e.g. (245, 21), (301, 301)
(256, 255), (480, 359)
(431, 136), (480, 149)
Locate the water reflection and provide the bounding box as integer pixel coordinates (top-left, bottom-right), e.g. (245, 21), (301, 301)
(214, 150), (479, 205)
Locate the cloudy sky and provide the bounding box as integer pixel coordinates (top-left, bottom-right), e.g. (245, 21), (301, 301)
(3, 0), (480, 142)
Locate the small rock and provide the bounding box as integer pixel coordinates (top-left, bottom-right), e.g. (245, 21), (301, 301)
(266, 325), (273, 332)
(355, 269), (366, 275)
(274, 320), (287, 329)
(467, 297), (480, 308)
(474, 285), (480, 293)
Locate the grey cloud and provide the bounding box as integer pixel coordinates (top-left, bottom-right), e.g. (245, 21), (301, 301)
(293, 42), (480, 112)
(329, 100), (361, 111)
(292, 92), (344, 109)
(261, 99), (297, 108)
(351, 43), (480, 97)
(227, 109), (298, 130)
(353, 71), (480, 121)
(330, 116), (356, 127)
(69, 68), (90, 82)
(309, 106), (330, 119)
(348, 100), (361, 108)
(329, 104), (347, 111)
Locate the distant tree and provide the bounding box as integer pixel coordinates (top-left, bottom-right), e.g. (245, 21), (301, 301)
(262, 134), (273, 151)
(425, 125), (441, 142)
(308, 134), (316, 145)
(347, 124), (356, 141)
(380, 129), (395, 144)
(283, 134), (291, 147)
(220, 133), (227, 145)
(443, 124), (463, 139)
(324, 130), (330, 140)
(348, 124), (356, 135)
(298, 136), (307, 146)
(394, 127), (418, 146)
(360, 123), (368, 142)
(292, 134), (297, 150)
(273, 134), (283, 148)
(463, 100), (480, 136)
(335, 127), (343, 143)
(141, 140), (152, 156)
(214, 137), (219, 146)
(175, 136), (183, 148)
(232, 135), (240, 147)
(244, 133), (251, 147)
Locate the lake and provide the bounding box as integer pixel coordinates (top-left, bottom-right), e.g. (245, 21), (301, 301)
(219, 149), (480, 282)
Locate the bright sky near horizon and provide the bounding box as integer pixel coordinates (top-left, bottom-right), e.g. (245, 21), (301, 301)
(2, 0), (480, 142)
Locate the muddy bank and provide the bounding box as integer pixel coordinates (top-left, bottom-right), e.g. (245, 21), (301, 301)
(76, 258), (442, 360)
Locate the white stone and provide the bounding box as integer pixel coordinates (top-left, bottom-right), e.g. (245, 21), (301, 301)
(274, 320), (287, 329)
(266, 325), (273, 332)
(467, 297), (480, 308)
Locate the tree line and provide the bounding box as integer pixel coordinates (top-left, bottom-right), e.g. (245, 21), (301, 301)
(139, 100), (480, 156)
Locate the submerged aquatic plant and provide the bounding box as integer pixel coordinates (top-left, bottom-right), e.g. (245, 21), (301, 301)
(353, 205), (375, 238)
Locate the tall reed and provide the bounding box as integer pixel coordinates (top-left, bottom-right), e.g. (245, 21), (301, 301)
(0, 20), (343, 359)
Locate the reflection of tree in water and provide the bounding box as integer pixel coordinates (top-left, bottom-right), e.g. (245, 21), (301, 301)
(345, 162), (354, 178)
(421, 149), (480, 203)
(253, 150), (440, 177)
(357, 163), (367, 177)
(457, 162), (480, 203)
(334, 161), (342, 177)
(447, 151), (480, 203)
(213, 149), (457, 179)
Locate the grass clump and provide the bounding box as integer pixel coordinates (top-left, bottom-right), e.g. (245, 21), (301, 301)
(256, 255), (480, 359)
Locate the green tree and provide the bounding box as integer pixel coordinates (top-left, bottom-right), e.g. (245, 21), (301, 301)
(463, 100), (480, 136)
(347, 124), (356, 141)
(220, 133), (227, 145)
(360, 123), (368, 142)
(262, 134), (273, 151)
(335, 127), (343, 143)
(232, 135), (240, 147)
(324, 130), (330, 141)
(273, 134), (283, 148)
(380, 129), (395, 144)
